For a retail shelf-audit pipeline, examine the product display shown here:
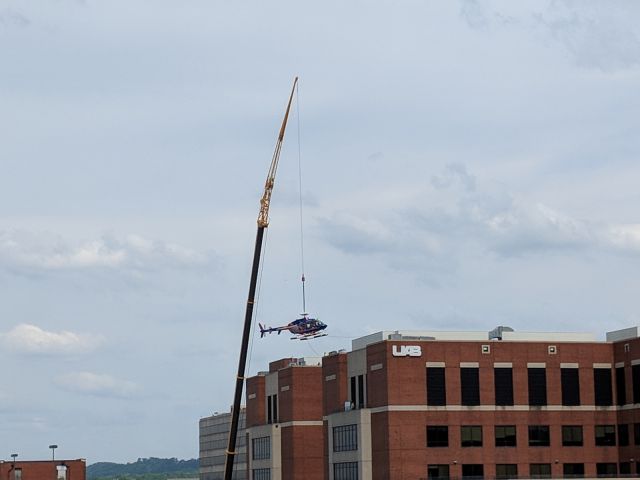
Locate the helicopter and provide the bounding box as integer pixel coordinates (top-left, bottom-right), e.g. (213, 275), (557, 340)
(259, 314), (327, 340)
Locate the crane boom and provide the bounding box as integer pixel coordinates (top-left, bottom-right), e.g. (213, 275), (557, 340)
(258, 78), (298, 228)
(223, 77), (298, 480)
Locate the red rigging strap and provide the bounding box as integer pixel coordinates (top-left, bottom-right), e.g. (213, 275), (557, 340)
(257, 77), (298, 228)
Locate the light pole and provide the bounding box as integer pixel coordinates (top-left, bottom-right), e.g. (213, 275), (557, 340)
(10, 454), (18, 464)
(49, 445), (58, 461)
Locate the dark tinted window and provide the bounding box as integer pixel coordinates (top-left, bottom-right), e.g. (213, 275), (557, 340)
(272, 394), (277, 423)
(460, 368), (480, 406)
(350, 376), (356, 406)
(462, 464), (484, 479)
(529, 425), (550, 446)
(495, 425), (516, 447)
(633, 365), (640, 404)
(619, 462), (631, 475)
(427, 426), (448, 447)
(494, 368), (514, 406)
(635, 423), (640, 446)
(530, 464), (552, 479)
(594, 368), (613, 406)
(427, 465), (450, 480)
(333, 425), (357, 452)
(562, 426), (583, 446)
(595, 425), (616, 446)
(618, 424), (629, 446)
(253, 469), (271, 480)
(461, 425), (482, 447)
(561, 368), (580, 406)
(596, 463), (617, 477)
(357, 375), (365, 408)
(334, 462), (358, 480)
(563, 463), (584, 478)
(267, 394), (277, 424)
(496, 464), (517, 479)
(427, 367), (446, 406)
(616, 366), (626, 406)
(252, 436), (271, 460)
(529, 368), (547, 406)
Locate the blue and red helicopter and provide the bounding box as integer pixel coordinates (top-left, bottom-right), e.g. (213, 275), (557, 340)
(259, 314), (327, 340)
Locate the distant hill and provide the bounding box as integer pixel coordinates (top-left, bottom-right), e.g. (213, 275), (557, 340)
(87, 457), (198, 480)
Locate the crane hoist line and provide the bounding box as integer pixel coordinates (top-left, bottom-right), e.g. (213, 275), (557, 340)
(223, 77), (298, 480)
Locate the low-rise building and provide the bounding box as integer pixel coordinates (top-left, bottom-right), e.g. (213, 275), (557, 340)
(200, 409), (247, 480)
(0, 459), (86, 480)
(244, 326), (640, 480)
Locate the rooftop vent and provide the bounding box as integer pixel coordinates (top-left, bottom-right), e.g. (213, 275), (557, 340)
(489, 325), (514, 340)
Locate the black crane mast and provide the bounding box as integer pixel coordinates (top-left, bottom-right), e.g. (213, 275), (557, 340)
(223, 77), (298, 480)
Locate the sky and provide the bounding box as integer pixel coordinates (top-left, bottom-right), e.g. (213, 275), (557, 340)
(1, 0), (639, 465)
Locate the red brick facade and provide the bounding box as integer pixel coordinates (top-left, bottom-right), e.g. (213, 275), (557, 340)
(0, 459), (86, 480)
(245, 329), (640, 479)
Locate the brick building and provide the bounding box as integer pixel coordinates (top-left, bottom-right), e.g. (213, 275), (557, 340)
(0, 459), (86, 480)
(243, 326), (640, 480)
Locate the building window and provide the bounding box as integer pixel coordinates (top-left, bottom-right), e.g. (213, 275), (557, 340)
(13, 469), (22, 480)
(635, 423), (640, 446)
(633, 365), (640, 404)
(619, 462), (631, 476)
(594, 368), (613, 406)
(266, 394), (276, 424)
(595, 425), (616, 446)
(427, 425), (449, 447)
(618, 424), (629, 446)
(349, 374), (366, 409)
(494, 367), (514, 406)
(530, 464), (552, 479)
(561, 368), (580, 406)
(616, 366), (626, 406)
(461, 425), (482, 447)
(495, 425), (516, 447)
(528, 368), (547, 406)
(333, 424), (358, 452)
(334, 462), (358, 480)
(563, 463), (585, 478)
(496, 464), (517, 479)
(252, 436), (271, 460)
(562, 426), (583, 446)
(596, 463), (617, 477)
(529, 425), (550, 447)
(266, 394), (278, 424)
(460, 367), (480, 406)
(427, 464), (450, 480)
(252, 468), (271, 480)
(427, 367), (446, 406)
(461, 464), (484, 479)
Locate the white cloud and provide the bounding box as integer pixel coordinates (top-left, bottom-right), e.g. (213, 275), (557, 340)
(458, 0), (640, 72)
(0, 8), (30, 29)
(0, 324), (103, 355)
(537, 0), (640, 72)
(54, 372), (138, 399)
(322, 164), (640, 266)
(0, 231), (212, 273)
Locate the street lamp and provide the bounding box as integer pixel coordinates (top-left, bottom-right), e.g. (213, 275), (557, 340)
(49, 445), (58, 461)
(10, 453), (18, 465)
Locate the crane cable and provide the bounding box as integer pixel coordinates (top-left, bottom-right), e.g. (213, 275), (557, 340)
(248, 81), (300, 374)
(296, 83), (307, 316)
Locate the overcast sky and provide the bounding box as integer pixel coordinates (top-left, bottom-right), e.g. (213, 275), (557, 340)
(1, 0), (639, 465)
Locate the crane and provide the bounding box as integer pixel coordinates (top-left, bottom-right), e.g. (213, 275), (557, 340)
(223, 77), (298, 480)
